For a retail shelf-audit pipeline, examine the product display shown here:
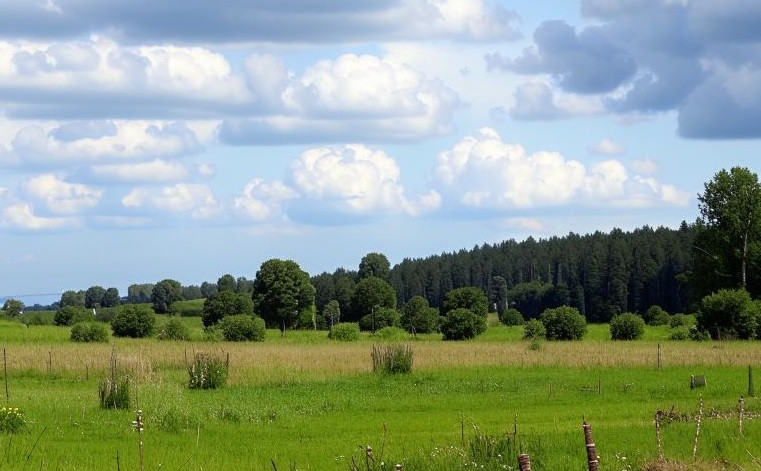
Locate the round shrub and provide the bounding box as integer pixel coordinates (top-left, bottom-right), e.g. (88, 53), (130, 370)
(71, 322), (109, 342)
(157, 317), (191, 341)
(688, 326), (711, 341)
(373, 326), (409, 340)
(609, 313), (645, 340)
(328, 322), (360, 341)
(669, 313), (696, 328)
(219, 315), (265, 341)
(540, 305), (586, 340)
(643, 305), (670, 326)
(55, 306), (92, 326)
(359, 307), (400, 332)
(669, 326), (689, 340)
(111, 305), (156, 338)
(523, 318), (546, 340)
(499, 308), (524, 326)
(440, 308), (487, 341)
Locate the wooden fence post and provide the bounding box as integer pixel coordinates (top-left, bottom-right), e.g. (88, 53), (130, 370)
(655, 410), (664, 460)
(582, 418), (599, 471)
(518, 453), (532, 471)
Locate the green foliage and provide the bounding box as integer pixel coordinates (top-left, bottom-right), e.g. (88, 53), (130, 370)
(60, 290), (85, 307)
(359, 307), (400, 332)
(440, 308), (486, 341)
(643, 305), (670, 326)
(188, 353), (228, 389)
(102, 287), (121, 307)
(217, 274), (237, 292)
(54, 305), (92, 326)
(20, 310), (55, 326)
(689, 326), (711, 341)
(523, 318), (546, 340)
(441, 287), (489, 318)
(253, 258), (316, 331)
(169, 299), (204, 317)
(371, 344), (413, 374)
(99, 376), (131, 409)
(70, 322), (109, 342)
(2, 299), (24, 317)
(94, 307), (118, 323)
(328, 322), (359, 341)
(219, 315), (266, 341)
(540, 305), (586, 340)
(670, 313), (696, 328)
(111, 305), (156, 338)
(609, 313), (645, 340)
(373, 326), (409, 340)
(0, 407), (26, 434)
(85, 285), (106, 309)
(401, 296), (440, 334)
(151, 279), (183, 314)
(349, 276), (396, 321)
(202, 290), (254, 327)
(358, 252), (391, 280)
(499, 308), (524, 326)
(321, 300), (341, 328)
(669, 326), (690, 340)
(697, 288), (759, 339)
(157, 317), (191, 341)
(127, 283), (154, 304)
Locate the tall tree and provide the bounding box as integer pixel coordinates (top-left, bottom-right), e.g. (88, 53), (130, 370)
(2, 299), (24, 317)
(102, 287), (121, 307)
(84, 286), (106, 309)
(358, 252), (391, 280)
(217, 274), (237, 292)
(252, 259), (315, 331)
(349, 276), (396, 321)
(127, 284), (154, 304)
(60, 290), (85, 307)
(698, 167), (761, 291)
(151, 279), (182, 314)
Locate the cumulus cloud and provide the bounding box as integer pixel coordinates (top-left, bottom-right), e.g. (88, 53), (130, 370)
(509, 82), (568, 120)
(0, 0), (519, 44)
(431, 128), (688, 210)
(233, 178), (298, 222)
(286, 144), (440, 221)
(630, 158), (658, 175)
(89, 159), (190, 183)
(122, 183), (220, 219)
(589, 138), (626, 155)
(22, 174), (102, 214)
(1, 202), (75, 230)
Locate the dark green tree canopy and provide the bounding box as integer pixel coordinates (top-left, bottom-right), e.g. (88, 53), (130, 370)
(322, 299), (341, 327)
(358, 252), (391, 280)
(202, 290), (254, 327)
(2, 299), (24, 317)
(252, 259), (315, 331)
(540, 305), (587, 341)
(126, 284), (153, 304)
(217, 274), (237, 292)
(440, 308), (486, 340)
(441, 287), (488, 318)
(60, 290), (85, 307)
(349, 275), (396, 321)
(85, 286), (106, 309)
(697, 288), (759, 340)
(102, 288), (121, 308)
(151, 279), (182, 314)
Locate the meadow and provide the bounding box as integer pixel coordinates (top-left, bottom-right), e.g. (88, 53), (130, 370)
(0, 315), (760, 470)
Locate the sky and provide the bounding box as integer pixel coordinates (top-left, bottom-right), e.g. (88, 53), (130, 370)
(1, 0), (760, 306)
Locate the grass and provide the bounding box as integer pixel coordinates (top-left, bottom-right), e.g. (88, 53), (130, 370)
(0, 318), (759, 469)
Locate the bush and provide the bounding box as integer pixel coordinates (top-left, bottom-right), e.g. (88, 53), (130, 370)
(643, 305), (670, 326)
(688, 326), (711, 341)
(523, 319), (546, 340)
(169, 299), (204, 317)
(609, 313), (645, 340)
(111, 305), (156, 338)
(70, 322), (109, 342)
(188, 353), (228, 389)
(697, 289), (759, 339)
(371, 344), (413, 374)
(440, 308), (487, 341)
(0, 407), (26, 433)
(359, 307), (401, 332)
(99, 375), (131, 409)
(373, 326), (409, 340)
(54, 306), (92, 326)
(328, 322), (360, 341)
(401, 296), (440, 334)
(202, 327), (224, 342)
(94, 307), (118, 323)
(669, 313), (696, 328)
(219, 315), (265, 341)
(669, 326), (690, 340)
(499, 308), (524, 326)
(157, 317), (191, 341)
(540, 306), (586, 340)
(20, 311), (55, 326)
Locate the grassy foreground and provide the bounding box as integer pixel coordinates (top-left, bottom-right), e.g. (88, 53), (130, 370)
(0, 318), (760, 470)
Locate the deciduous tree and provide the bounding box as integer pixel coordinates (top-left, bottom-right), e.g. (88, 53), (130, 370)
(252, 259), (315, 332)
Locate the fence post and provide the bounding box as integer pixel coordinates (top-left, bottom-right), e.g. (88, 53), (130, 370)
(582, 418), (599, 471)
(738, 396), (745, 436)
(692, 397), (703, 460)
(518, 453), (532, 471)
(655, 410), (663, 460)
(749, 365), (755, 397)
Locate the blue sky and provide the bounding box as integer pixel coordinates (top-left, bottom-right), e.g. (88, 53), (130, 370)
(1, 0), (760, 305)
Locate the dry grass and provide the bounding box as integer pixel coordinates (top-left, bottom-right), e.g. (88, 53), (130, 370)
(4, 337), (761, 385)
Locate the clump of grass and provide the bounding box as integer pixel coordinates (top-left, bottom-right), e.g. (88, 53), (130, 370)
(371, 344), (413, 374)
(157, 317), (191, 341)
(188, 353), (228, 389)
(99, 350), (131, 409)
(0, 407), (26, 433)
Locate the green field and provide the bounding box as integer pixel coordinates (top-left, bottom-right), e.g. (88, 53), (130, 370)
(0, 317), (759, 470)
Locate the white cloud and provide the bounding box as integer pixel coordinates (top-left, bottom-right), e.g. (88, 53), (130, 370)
(432, 128), (688, 210)
(233, 178), (298, 222)
(122, 183), (220, 219)
(630, 158), (659, 175)
(22, 174), (102, 214)
(90, 159), (189, 183)
(288, 144), (440, 218)
(506, 217), (545, 232)
(1, 201), (75, 230)
(589, 138), (627, 155)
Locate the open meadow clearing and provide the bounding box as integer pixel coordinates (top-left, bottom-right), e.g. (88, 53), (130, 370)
(0, 317), (760, 470)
